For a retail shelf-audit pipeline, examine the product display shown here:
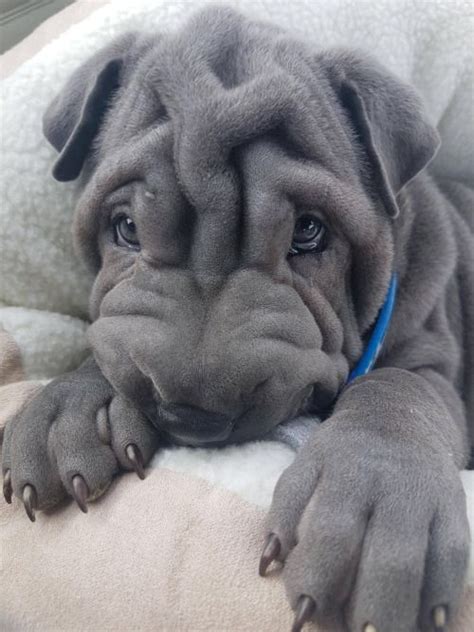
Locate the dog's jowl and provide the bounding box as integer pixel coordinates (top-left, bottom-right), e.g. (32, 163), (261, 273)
(2, 6), (473, 632)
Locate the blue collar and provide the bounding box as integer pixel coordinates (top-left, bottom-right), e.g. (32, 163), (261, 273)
(347, 273), (398, 383)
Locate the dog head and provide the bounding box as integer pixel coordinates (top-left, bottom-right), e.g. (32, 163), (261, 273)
(43, 6), (439, 445)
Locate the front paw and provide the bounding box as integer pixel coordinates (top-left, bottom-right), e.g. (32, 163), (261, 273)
(2, 359), (159, 520)
(260, 424), (470, 632)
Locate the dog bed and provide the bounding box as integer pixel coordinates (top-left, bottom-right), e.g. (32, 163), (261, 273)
(0, 0), (473, 630)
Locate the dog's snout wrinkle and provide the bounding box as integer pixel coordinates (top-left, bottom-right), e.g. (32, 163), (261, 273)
(100, 287), (178, 322)
(232, 313), (321, 349)
(93, 267), (345, 442)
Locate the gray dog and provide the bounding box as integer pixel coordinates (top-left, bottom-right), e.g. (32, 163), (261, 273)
(2, 6), (473, 632)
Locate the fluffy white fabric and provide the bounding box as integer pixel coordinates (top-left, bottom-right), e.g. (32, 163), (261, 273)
(0, 0), (473, 581)
(153, 440), (295, 507)
(0, 307), (88, 379)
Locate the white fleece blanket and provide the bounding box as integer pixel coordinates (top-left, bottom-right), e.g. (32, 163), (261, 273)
(0, 0), (473, 584)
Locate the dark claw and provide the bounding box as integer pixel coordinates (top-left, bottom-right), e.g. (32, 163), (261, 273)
(22, 484), (37, 522)
(259, 533), (281, 576)
(3, 469), (12, 504)
(432, 605), (447, 631)
(71, 475), (89, 513)
(291, 595), (316, 632)
(125, 443), (145, 480)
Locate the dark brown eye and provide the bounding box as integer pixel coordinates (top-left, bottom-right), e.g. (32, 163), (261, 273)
(289, 214), (327, 255)
(114, 215), (140, 249)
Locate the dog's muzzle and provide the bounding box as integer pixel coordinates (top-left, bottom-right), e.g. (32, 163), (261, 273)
(90, 269), (347, 444)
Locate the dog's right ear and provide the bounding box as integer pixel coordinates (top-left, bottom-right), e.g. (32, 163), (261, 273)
(42, 32), (138, 182)
(318, 50), (440, 219)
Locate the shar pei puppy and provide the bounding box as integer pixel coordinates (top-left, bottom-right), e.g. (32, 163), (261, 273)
(2, 6), (473, 632)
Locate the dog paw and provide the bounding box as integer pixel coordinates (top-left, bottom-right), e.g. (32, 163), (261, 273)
(260, 423), (470, 632)
(1, 358), (159, 520)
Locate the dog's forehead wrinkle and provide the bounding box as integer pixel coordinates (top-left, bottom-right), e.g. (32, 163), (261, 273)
(98, 84), (158, 156)
(165, 5), (282, 91)
(116, 15), (347, 215)
(77, 5), (384, 298)
(93, 126), (174, 205)
(86, 6), (365, 242)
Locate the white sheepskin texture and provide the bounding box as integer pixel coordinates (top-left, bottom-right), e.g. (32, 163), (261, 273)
(0, 0), (473, 583)
(462, 471), (474, 581)
(0, 307), (89, 379)
(153, 440), (296, 508)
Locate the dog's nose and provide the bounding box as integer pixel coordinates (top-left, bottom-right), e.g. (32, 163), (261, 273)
(158, 402), (234, 445)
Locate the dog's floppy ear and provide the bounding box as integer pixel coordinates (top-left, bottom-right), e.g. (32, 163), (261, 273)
(42, 32), (138, 182)
(320, 51), (440, 218)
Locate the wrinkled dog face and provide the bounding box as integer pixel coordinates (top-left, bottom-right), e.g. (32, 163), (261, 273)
(43, 7), (437, 445)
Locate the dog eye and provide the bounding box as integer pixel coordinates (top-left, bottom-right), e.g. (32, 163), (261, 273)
(289, 214), (327, 255)
(113, 215), (140, 250)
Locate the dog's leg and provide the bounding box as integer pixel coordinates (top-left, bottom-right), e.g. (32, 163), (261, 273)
(262, 367), (470, 632)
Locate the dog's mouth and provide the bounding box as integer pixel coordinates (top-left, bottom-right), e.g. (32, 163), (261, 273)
(161, 426), (234, 448)
(113, 346), (345, 448)
(156, 402), (236, 446)
(151, 383), (323, 447)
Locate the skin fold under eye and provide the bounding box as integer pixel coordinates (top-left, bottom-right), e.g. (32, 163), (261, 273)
(113, 214), (141, 250)
(289, 214), (327, 256)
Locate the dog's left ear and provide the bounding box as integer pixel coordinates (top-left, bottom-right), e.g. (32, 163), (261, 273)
(42, 32), (139, 182)
(319, 50), (440, 218)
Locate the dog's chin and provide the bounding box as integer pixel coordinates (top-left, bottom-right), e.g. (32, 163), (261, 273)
(162, 422), (235, 447)
(158, 414), (276, 448)
(162, 424), (275, 448)
(163, 431), (233, 448)
(143, 383), (330, 447)
(157, 400), (319, 448)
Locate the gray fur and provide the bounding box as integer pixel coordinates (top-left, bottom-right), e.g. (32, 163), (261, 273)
(2, 6), (473, 630)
